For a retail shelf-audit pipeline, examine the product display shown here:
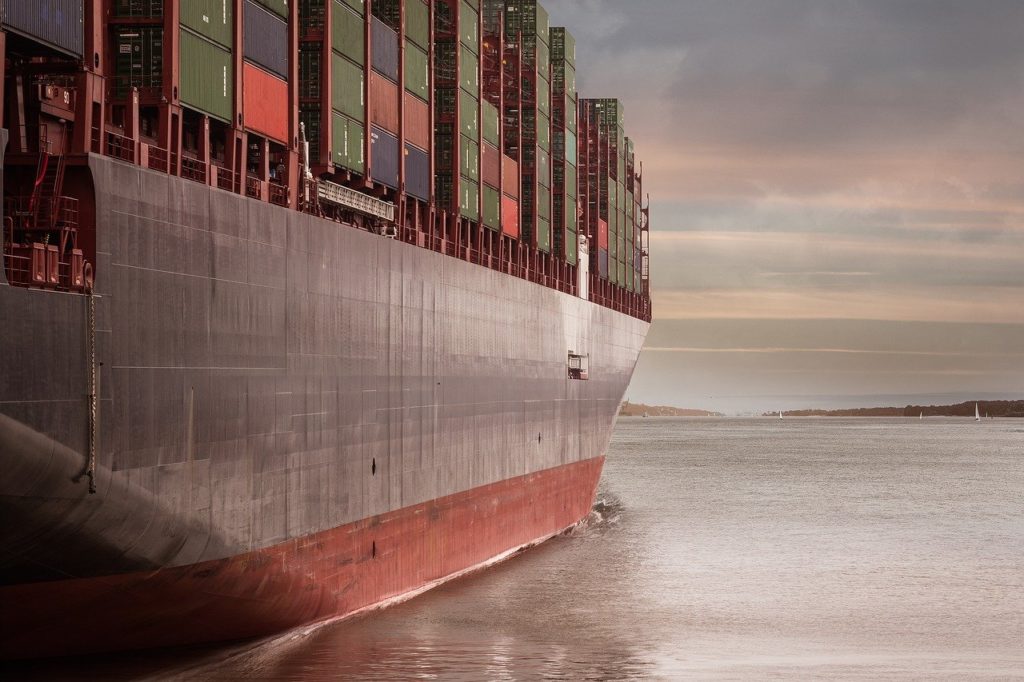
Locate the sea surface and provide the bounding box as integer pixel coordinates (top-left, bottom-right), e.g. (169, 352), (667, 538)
(11, 418), (1024, 680)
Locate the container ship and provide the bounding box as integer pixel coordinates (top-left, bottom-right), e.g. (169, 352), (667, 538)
(0, 0), (651, 659)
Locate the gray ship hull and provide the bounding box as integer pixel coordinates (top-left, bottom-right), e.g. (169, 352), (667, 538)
(0, 152), (648, 657)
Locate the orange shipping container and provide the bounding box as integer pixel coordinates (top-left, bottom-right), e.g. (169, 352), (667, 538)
(502, 154), (519, 198)
(598, 218), (608, 249)
(370, 72), (400, 135)
(481, 143), (501, 188)
(404, 92), (430, 150)
(502, 195), (520, 238)
(243, 62), (289, 143)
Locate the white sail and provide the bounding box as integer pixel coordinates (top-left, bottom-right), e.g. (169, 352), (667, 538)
(975, 403), (981, 421)
(920, 412), (923, 420)
(779, 410), (783, 419)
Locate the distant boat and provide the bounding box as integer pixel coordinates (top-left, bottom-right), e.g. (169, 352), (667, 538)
(779, 410), (784, 420)
(919, 412), (923, 420)
(975, 403), (981, 422)
(643, 412), (649, 418)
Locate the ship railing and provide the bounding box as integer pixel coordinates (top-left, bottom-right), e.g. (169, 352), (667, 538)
(180, 156), (207, 184)
(214, 165), (237, 192)
(147, 145), (170, 173)
(104, 130), (135, 163)
(245, 175), (263, 199)
(269, 182), (289, 207)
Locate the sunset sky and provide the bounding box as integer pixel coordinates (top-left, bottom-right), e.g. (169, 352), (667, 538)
(547, 0), (1024, 413)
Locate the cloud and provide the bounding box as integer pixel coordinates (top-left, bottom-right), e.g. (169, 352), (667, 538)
(542, 0), (1024, 409)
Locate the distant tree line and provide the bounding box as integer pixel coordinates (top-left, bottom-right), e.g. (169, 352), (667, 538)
(763, 400), (1024, 418)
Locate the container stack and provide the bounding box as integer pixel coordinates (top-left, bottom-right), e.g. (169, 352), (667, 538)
(503, 0), (551, 255)
(434, 0), (482, 228)
(299, 0), (364, 175)
(4, 0), (651, 320)
(403, 1), (432, 202)
(550, 27), (577, 268)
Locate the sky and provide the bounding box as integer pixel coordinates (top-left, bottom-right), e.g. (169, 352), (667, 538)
(545, 0), (1024, 414)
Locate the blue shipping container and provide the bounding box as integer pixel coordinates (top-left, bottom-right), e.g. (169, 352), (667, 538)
(244, 0), (288, 79)
(371, 126), (399, 189)
(405, 143), (430, 201)
(371, 16), (399, 81)
(2, 0), (83, 57)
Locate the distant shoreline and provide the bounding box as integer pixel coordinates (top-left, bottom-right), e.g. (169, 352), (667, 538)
(762, 400), (1024, 418)
(619, 402), (723, 417)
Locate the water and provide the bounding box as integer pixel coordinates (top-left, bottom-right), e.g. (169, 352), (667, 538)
(11, 418), (1024, 679)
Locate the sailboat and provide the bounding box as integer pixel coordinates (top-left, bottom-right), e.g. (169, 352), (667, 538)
(779, 410), (784, 420)
(975, 403), (981, 422)
(919, 412), (923, 420)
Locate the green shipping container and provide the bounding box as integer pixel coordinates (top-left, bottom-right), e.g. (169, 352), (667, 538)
(565, 229), (578, 265)
(537, 111), (550, 150)
(565, 197), (578, 232)
(536, 3), (549, 44)
(551, 26), (575, 66)
(565, 164), (577, 199)
(567, 98), (577, 134)
(537, 38), (549, 69)
(405, 42), (429, 100)
(406, 0), (429, 48)
(332, 53), (365, 121)
(460, 177), (479, 221)
(537, 146), (549, 187)
(459, 89), (478, 136)
(538, 185), (550, 220)
(252, 0), (289, 18)
(537, 217), (551, 253)
(181, 0), (232, 48)
(342, 0), (364, 14)
(332, 111), (365, 172)
(460, 47), (479, 97)
(332, 1), (364, 64)
(537, 76), (550, 117)
(618, 259), (626, 286)
(483, 185), (500, 230)
(180, 29), (232, 121)
(461, 135), (479, 181)
(459, 1), (478, 54)
(481, 100), (500, 146)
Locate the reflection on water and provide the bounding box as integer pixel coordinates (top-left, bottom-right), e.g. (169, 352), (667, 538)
(7, 418), (1024, 680)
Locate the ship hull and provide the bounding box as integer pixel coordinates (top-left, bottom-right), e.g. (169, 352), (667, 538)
(0, 152), (648, 658)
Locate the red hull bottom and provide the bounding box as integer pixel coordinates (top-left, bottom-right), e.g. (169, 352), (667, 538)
(0, 457), (604, 660)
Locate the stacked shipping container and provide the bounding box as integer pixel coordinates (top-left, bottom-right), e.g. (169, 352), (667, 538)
(2, 0), (650, 320)
(502, 0), (549, 253)
(550, 26), (576, 267)
(433, 0), (482, 224)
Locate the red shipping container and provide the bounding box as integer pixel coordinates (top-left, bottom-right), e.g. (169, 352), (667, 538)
(370, 71), (399, 135)
(481, 143), (501, 189)
(243, 62), (289, 143)
(598, 218), (608, 249)
(502, 195), (520, 238)
(404, 92), (430, 150)
(502, 155), (519, 198)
